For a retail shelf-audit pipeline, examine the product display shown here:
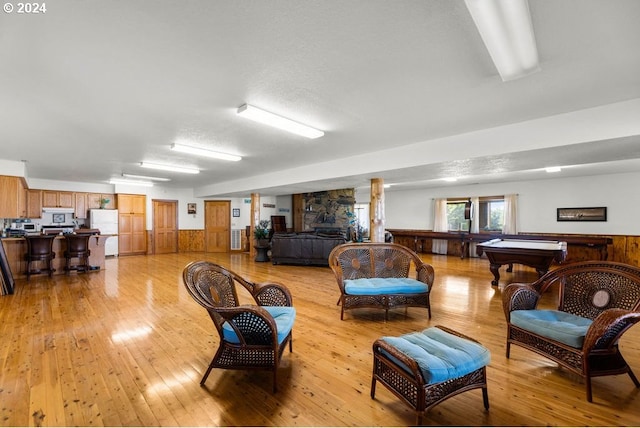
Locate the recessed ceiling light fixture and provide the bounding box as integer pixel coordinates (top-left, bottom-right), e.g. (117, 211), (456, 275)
(545, 166), (562, 173)
(465, 0), (540, 81)
(109, 178), (154, 187)
(140, 162), (200, 174)
(122, 173), (171, 182)
(171, 143), (241, 161)
(237, 104), (325, 139)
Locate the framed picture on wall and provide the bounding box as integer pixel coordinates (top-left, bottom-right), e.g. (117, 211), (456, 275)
(187, 203), (197, 214)
(557, 207), (607, 222)
(232, 208), (240, 217)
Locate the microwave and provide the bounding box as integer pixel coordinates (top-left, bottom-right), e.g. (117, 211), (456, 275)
(18, 223), (39, 232)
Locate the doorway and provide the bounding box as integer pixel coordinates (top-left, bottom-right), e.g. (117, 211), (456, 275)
(153, 200), (178, 254)
(205, 200), (231, 253)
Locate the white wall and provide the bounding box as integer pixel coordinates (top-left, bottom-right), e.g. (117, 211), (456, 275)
(384, 171), (640, 235)
(19, 171), (640, 236)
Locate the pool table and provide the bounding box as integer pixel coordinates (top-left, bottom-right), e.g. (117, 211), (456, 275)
(476, 238), (567, 286)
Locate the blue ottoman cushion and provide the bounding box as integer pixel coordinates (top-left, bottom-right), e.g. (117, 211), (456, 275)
(344, 277), (429, 295)
(510, 309), (592, 348)
(380, 327), (491, 384)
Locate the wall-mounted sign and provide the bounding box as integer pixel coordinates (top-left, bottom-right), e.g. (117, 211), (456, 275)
(263, 203), (276, 208)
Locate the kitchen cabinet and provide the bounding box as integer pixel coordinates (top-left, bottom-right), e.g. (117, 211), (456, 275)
(74, 192), (87, 219)
(42, 190), (73, 208)
(26, 189), (43, 218)
(87, 193), (116, 210)
(117, 194), (146, 255)
(0, 175), (27, 218)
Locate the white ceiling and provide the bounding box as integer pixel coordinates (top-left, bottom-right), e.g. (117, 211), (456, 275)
(1, 0), (639, 197)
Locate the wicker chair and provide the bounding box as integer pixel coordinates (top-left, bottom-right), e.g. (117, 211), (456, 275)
(328, 242), (435, 320)
(182, 261), (295, 392)
(503, 261), (640, 402)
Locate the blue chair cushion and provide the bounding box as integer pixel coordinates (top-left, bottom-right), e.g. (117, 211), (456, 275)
(380, 327), (491, 384)
(510, 309), (592, 349)
(344, 278), (428, 295)
(222, 306), (296, 345)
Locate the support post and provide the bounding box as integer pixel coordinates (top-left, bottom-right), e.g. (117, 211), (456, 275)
(250, 193), (260, 259)
(370, 178), (385, 242)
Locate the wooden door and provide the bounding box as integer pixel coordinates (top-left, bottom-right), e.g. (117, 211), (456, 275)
(205, 201), (230, 253)
(153, 200), (177, 254)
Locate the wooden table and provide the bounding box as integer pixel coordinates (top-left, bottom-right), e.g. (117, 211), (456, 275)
(476, 238), (567, 286)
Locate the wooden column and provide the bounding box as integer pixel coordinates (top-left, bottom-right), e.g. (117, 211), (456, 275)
(370, 178), (385, 242)
(250, 193), (260, 258)
(292, 194), (304, 232)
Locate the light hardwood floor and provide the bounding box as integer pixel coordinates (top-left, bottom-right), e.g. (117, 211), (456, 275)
(0, 251), (638, 426)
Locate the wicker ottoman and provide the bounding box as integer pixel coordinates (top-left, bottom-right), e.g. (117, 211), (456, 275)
(371, 325), (490, 424)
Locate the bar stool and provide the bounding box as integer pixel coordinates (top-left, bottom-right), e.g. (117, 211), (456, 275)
(64, 234), (92, 274)
(25, 234), (57, 280)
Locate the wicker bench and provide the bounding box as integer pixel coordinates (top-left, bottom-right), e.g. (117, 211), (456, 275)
(328, 242), (435, 320)
(372, 325), (490, 424)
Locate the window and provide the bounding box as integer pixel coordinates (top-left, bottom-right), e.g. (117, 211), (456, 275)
(478, 198), (504, 232)
(446, 200), (469, 231)
(353, 203), (369, 238)
(446, 196), (505, 233)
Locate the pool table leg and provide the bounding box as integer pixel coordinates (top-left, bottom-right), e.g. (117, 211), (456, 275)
(489, 264), (500, 286)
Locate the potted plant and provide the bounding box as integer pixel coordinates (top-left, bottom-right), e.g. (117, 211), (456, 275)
(99, 197), (110, 209)
(254, 220), (271, 247)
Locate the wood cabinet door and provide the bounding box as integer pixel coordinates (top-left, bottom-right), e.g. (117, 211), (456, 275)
(117, 194), (132, 214)
(118, 214), (133, 254)
(74, 193), (87, 219)
(58, 192), (73, 208)
(42, 191), (59, 207)
(0, 176), (22, 218)
(132, 214), (147, 253)
(87, 193), (101, 209)
(26, 190), (42, 218)
(132, 195), (145, 214)
(102, 194), (116, 209)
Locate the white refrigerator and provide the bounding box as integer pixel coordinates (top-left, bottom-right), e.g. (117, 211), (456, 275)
(89, 209), (119, 256)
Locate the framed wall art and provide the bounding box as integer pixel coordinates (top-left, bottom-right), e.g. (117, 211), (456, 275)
(557, 207), (607, 222)
(187, 203), (197, 214)
(232, 208), (240, 217)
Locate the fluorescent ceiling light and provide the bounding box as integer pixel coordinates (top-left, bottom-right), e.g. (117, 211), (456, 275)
(171, 143), (241, 161)
(140, 162), (200, 174)
(109, 178), (154, 187)
(442, 177), (458, 182)
(465, 0), (540, 81)
(122, 173), (170, 181)
(545, 166), (562, 173)
(237, 104), (324, 139)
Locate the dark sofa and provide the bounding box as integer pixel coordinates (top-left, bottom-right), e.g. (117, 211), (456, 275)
(271, 232), (346, 266)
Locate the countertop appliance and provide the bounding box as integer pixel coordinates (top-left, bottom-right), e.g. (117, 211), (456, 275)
(89, 209), (119, 256)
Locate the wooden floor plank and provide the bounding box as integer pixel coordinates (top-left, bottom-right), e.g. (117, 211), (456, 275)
(0, 251), (638, 426)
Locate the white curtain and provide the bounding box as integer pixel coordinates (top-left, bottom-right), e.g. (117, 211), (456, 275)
(432, 198), (448, 254)
(468, 197), (480, 257)
(502, 194), (518, 234)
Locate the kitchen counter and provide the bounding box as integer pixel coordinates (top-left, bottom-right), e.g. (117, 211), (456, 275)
(1, 234), (110, 279)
